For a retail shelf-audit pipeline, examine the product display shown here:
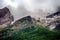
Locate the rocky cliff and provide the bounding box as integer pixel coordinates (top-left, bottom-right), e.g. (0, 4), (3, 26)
(0, 7), (14, 28)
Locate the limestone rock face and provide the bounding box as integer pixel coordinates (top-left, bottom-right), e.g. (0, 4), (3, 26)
(0, 7), (14, 28)
(44, 10), (60, 31)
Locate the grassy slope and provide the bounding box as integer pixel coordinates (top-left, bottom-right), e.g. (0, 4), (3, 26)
(5, 24), (60, 40)
(0, 16), (60, 40)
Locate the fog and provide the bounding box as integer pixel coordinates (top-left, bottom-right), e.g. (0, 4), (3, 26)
(0, 0), (60, 23)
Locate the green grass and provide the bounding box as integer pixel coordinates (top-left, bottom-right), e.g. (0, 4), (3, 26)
(4, 24), (60, 40)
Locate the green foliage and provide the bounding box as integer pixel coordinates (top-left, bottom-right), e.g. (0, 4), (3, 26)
(5, 24), (60, 40)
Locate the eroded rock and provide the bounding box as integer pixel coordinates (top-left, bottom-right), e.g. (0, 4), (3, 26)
(0, 7), (14, 28)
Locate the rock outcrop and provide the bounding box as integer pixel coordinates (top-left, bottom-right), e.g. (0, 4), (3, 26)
(0, 7), (14, 28)
(42, 10), (60, 31)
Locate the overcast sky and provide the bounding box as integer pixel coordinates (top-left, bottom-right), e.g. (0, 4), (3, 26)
(0, 0), (60, 21)
(0, 0), (60, 12)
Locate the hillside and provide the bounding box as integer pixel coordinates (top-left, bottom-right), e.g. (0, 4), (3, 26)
(4, 24), (60, 40)
(0, 16), (60, 40)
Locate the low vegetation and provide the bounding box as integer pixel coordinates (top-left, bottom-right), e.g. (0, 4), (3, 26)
(0, 16), (60, 40)
(3, 24), (60, 40)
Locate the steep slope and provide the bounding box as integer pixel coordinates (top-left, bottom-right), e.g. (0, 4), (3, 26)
(0, 16), (60, 40)
(0, 7), (14, 29)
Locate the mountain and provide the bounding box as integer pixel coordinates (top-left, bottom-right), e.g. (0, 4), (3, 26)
(0, 16), (33, 39)
(0, 7), (14, 29)
(0, 16), (60, 40)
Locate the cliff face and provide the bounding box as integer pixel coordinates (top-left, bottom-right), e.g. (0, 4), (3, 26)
(0, 7), (14, 28)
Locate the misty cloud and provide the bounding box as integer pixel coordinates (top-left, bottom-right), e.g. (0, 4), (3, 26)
(0, 0), (60, 23)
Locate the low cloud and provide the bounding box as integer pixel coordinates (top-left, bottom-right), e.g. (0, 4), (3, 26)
(0, 0), (60, 22)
